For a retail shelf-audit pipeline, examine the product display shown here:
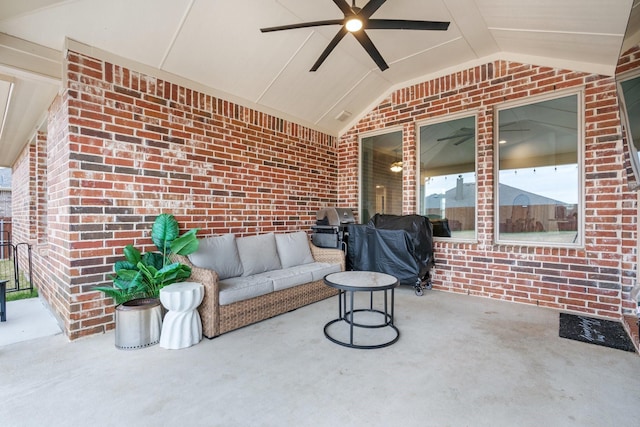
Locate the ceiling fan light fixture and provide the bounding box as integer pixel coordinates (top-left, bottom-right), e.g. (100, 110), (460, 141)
(345, 17), (363, 32)
(390, 161), (403, 173)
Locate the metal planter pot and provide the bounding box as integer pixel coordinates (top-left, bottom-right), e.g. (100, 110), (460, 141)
(114, 298), (162, 350)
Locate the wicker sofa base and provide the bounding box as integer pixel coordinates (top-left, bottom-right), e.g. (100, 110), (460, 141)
(216, 279), (339, 337)
(174, 241), (345, 339)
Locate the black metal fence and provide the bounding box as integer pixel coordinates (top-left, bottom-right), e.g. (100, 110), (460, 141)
(0, 242), (33, 293)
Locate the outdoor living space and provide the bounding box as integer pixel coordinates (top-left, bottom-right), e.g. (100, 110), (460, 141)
(2, 288), (640, 426)
(2, 1), (640, 425)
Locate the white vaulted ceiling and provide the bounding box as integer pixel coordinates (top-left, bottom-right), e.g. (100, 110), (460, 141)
(0, 0), (636, 166)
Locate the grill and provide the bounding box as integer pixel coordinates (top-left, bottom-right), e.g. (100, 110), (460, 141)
(311, 207), (355, 250)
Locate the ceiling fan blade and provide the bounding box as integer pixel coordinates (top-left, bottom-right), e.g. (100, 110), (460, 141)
(360, 0), (387, 19)
(261, 19), (344, 33)
(333, 0), (354, 16)
(353, 30), (388, 71)
(366, 19), (450, 31)
(437, 133), (473, 142)
(261, 0), (447, 72)
(310, 27), (349, 71)
(453, 135), (474, 146)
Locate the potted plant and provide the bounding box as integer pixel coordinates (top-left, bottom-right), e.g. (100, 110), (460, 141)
(96, 213), (199, 349)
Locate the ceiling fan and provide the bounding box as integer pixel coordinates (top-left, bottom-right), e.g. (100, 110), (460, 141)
(260, 0), (450, 72)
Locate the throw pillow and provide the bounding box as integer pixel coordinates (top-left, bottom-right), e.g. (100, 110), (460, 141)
(236, 233), (282, 276)
(275, 231), (314, 268)
(188, 234), (244, 279)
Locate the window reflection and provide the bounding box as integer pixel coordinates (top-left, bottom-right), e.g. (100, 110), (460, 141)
(419, 116), (476, 239)
(361, 131), (403, 223)
(497, 94), (580, 245)
(618, 74), (640, 187)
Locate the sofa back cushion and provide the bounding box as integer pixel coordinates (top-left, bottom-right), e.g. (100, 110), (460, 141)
(188, 234), (244, 280)
(236, 233), (282, 276)
(275, 231), (315, 268)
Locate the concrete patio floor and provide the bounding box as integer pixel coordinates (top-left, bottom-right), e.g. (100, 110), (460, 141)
(1, 288), (639, 427)
(0, 297), (62, 346)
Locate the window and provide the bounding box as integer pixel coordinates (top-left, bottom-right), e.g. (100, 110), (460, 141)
(418, 115), (476, 239)
(360, 130), (403, 224)
(617, 72), (640, 188)
(496, 93), (581, 245)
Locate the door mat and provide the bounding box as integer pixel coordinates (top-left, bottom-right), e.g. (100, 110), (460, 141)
(559, 313), (636, 352)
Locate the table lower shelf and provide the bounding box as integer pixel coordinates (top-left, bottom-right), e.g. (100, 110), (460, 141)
(324, 307), (400, 349)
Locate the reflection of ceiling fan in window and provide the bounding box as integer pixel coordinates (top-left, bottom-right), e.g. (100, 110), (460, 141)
(436, 127), (475, 146)
(437, 122), (530, 146)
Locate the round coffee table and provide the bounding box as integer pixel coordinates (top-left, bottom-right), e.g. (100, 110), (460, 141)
(323, 271), (399, 349)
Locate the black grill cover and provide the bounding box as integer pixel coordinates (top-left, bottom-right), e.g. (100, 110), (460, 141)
(347, 214), (434, 286)
(430, 218), (452, 237)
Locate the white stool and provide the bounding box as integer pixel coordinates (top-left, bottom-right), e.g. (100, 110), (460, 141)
(159, 282), (204, 349)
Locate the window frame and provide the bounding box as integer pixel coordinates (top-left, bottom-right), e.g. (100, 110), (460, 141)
(617, 69), (640, 288)
(416, 111), (479, 242)
(616, 69), (640, 190)
(493, 89), (584, 248)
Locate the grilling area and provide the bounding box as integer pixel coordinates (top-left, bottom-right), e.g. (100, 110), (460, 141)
(311, 207), (355, 250)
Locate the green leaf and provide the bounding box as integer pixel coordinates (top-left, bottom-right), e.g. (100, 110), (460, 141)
(142, 252), (165, 270)
(123, 245), (141, 265)
(170, 228), (200, 255)
(95, 274), (145, 304)
(174, 265), (192, 280)
(151, 213), (179, 253)
(113, 269), (140, 283)
(94, 285), (120, 297)
(137, 262), (158, 281)
(114, 260), (137, 273)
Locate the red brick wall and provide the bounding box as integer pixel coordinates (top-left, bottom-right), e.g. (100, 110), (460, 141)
(35, 131), (48, 245)
(14, 43), (640, 339)
(36, 91), (75, 333)
(339, 60), (637, 320)
(11, 139), (35, 243)
(10, 137), (43, 300)
(11, 133), (59, 323)
(37, 49), (338, 339)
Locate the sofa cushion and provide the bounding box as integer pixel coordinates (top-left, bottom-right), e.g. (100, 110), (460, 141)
(236, 233), (282, 276)
(292, 262), (342, 281)
(218, 276), (274, 306)
(275, 231), (315, 268)
(188, 234), (243, 280)
(252, 268), (314, 292)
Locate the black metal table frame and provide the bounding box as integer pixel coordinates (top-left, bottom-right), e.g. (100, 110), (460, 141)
(323, 272), (399, 349)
